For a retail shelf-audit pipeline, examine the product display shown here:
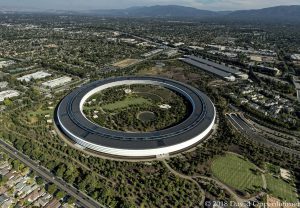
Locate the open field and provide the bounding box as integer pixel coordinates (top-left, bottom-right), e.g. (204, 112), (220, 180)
(26, 109), (53, 124)
(102, 96), (151, 111)
(27, 109), (53, 117)
(265, 174), (298, 203)
(211, 153), (263, 193)
(84, 83), (190, 132)
(112, 59), (140, 68)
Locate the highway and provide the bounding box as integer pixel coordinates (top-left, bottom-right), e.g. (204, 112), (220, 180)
(0, 139), (107, 208)
(227, 113), (300, 156)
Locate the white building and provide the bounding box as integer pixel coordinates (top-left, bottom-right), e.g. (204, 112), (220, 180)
(173, 42), (185, 47)
(0, 82), (8, 89)
(224, 75), (236, 82)
(291, 54), (300, 61)
(207, 44), (226, 51)
(17, 71), (52, 82)
(249, 55), (263, 62)
(142, 49), (163, 58)
(0, 60), (15, 68)
(42, 76), (72, 89)
(0, 90), (20, 102)
(120, 38), (137, 44)
(189, 46), (204, 50)
(164, 49), (178, 57)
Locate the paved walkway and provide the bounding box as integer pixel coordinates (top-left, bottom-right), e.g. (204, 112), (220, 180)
(162, 160), (206, 206)
(163, 158), (270, 208)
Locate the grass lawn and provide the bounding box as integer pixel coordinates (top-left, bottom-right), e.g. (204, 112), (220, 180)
(27, 109), (53, 117)
(211, 153), (263, 193)
(102, 96), (151, 111)
(266, 174), (298, 203)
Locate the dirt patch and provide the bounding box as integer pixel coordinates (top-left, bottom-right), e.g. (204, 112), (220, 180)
(113, 59), (140, 68)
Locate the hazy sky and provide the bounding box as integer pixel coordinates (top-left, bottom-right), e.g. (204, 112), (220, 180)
(1, 0), (300, 11)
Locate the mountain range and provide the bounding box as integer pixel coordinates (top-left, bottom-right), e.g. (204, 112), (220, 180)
(1, 5), (300, 23)
(86, 5), (300, 23)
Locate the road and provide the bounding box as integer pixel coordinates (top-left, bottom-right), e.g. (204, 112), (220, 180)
(293, 76), (300, 102)
(0, 139), (107, 208)
(226, 113), (300, 156)
(253, 72), (289, 85)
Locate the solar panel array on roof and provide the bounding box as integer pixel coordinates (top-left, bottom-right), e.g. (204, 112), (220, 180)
(186, 55), (240, 75)
(181, 58), (232, 78)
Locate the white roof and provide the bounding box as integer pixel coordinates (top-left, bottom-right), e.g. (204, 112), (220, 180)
(0, 90), (20, 102)
(0, 81), (8, 89)
(42, 76), (72, 88)
(17, 71), (51, 82)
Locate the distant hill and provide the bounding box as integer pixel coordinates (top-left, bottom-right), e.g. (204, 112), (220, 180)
(225, 5), (300, 23)
(86, 5), (300, 23)
(1, 5), (300, 23)
(89, 5), (220, 18)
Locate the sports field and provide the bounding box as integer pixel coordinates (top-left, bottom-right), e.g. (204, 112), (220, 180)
(211, 153), (263, 192)
(265, 174), (298, 203)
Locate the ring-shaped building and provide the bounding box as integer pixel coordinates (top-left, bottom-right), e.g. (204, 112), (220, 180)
(54, 76), (216, 159)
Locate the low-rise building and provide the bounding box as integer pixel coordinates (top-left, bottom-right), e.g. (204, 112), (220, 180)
(34, 193), (52, 207)
(4, 170), (16, 180)
(14, 178), (27, 193)
(0, 90), (20, 102)
(164, 49), (178, 57)
(0, 194), (9, 205)
(120, 38), (137, 44)
(42, 76), (72, 89)
(45, 198), (61, 208)
(0, 187), (7, 195)
(291, 54), (300, 61)
(0, 168), (10, 176)
(23, 188), (45, 202)
(206, 44), (226, 51)
(1, 198), (13, 208)
(173, 42), (185, 47)
(0, 82), (8, 89)
(249, 55), (262, 62)
(17, 71), (52, 82)
(19, 184), (38, 198)
(142, 49), (163, 58)
(257, 65), (281, 76)
(7, 175), (22, 187)
(240, 98), (249, 104)
(0, 60), (15, 68)
(0, 162), (9, 169)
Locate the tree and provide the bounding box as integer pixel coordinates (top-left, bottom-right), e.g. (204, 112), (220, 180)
(36, 177), (44, 185)
(11, 160), (21, 171)
(47, 184), (57, 195)
(55, 164), (66, 178)
(28, 171), (35, 178)
(0, 175), (8, 186)
(55, 190), (66, 199)
(67, 196), (76, 204)
(3, 99), (13, 107)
